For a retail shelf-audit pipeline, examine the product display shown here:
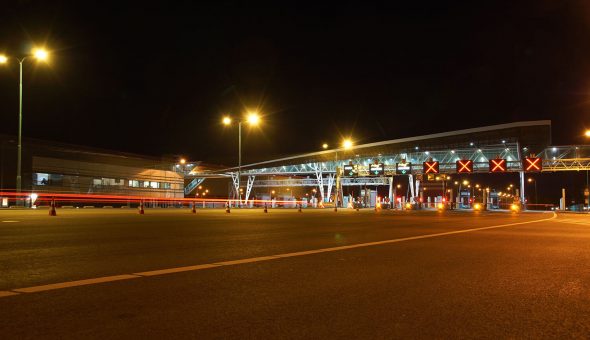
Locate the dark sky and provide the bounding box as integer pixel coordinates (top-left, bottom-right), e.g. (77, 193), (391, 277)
(1, 1), (590, 165)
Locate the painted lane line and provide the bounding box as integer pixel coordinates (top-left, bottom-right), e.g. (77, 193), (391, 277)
(134, 264), (221, 277)
(0, 291), (19, 298)
(214, 255), (280, 266)
(1, 221), (20, 223)
(12, 274), (141, 294)
(3, 213), (556, 298)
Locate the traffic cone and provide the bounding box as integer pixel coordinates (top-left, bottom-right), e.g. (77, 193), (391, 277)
(138, 200), (145, 215)
(225, 201), (231, 213)
(49, 198), (57, 216)
(191, 202), (196, 214)
(298, 203), (302, 213)
(264, 203), (268, 213)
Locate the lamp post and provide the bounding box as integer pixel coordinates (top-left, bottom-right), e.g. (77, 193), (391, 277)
(336, 138), (353, 208)
(527, 177), (537, 204)
(0, 48), (49, 205)
(222, 112), (260, 205)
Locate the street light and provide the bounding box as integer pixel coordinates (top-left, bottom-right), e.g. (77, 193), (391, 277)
(222, 111), (261, 205)
(527, 177), (538, 204)
(585, 130), (590, 138)
(342, 139), (353, 150)
(0, 48), (50, 204)
(322, 143), (328, 149)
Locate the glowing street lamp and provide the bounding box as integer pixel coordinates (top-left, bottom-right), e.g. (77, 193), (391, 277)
(585, 130), (590, 138)
(342, 139), (353, 150)
(33, 48), (49, 61)
(222, 111), (262, 205)
(0, 47), (50, 204)
(322, 143), (328, 149)
(246, 112), (260, 125)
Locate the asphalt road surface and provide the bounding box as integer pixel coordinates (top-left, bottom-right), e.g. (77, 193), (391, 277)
(0, 208), (589, 338)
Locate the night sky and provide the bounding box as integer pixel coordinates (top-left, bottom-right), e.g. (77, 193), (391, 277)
(1, 1), (590, 166)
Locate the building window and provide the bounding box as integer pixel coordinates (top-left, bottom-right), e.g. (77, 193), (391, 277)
(34, 173), (49, 185)
(150, 181), (159, 189)
(162, 182), (171, 189)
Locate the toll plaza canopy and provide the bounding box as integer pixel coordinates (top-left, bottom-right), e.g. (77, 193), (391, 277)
(191, 120), (553, 177)
(184, 120), (590, 203)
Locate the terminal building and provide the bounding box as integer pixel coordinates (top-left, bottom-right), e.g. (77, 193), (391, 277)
(0, 135), (183, 206)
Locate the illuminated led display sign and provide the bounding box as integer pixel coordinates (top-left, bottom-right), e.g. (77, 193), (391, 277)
(369, 163), (385, 176)
(423, 161), (439, 174)
(524, 157), (542, 172)
(456, 160), (473, 173)
(489, 159), (507, 172)
(396, 162), (412, 175)
(343, 164), (358, 177)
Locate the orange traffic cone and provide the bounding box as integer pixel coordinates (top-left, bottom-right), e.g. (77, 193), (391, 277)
(49, 198), (57, 216)
(264, 203), (268, 213)
(225, 201), (231, 213)
(139, 201), (145, 215)
(191, 202), (196, 214)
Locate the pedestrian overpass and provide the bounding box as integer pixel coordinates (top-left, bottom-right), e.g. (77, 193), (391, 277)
(185, 120), (590, 206)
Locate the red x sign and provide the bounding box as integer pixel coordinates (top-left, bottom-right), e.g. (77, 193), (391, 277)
(489, 159), (507, 172)
(524, 157), (542, 171)
(456, 160), (473, 173)
(423, 161), (439, 174)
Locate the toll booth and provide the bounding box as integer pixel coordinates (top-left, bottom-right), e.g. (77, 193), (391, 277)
(488, 192), (499, 209)
(459, 190), (471, 208)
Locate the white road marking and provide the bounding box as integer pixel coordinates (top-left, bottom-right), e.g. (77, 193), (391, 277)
(11, 274), (141, 293)
(2, 213), (556, 298)
(1, 221), (20, 223)
(0, 291), (19, 297)
(134, 264), (221, 276)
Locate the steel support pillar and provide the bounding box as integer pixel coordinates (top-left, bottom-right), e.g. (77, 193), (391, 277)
(326, 173), (335, 203)
(408, 174), (416, 202)
(244, 175), (255, 205)
(335, 169), (342, 207)
(519, 171), (525, 207)
(313, 163), (325, 202)
(230, 172), (240, 206)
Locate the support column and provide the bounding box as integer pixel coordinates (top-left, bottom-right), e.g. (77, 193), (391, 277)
(230, 172), (240, 207)
(326, 173), (335, 203)
(519, 171), (525, 208)
(313, 163), (325, 202)
(408, 174), (414, 202)
(244, 175), (255, 205)
(335, 169), (342, 207)
(388, 176), (393, 204)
